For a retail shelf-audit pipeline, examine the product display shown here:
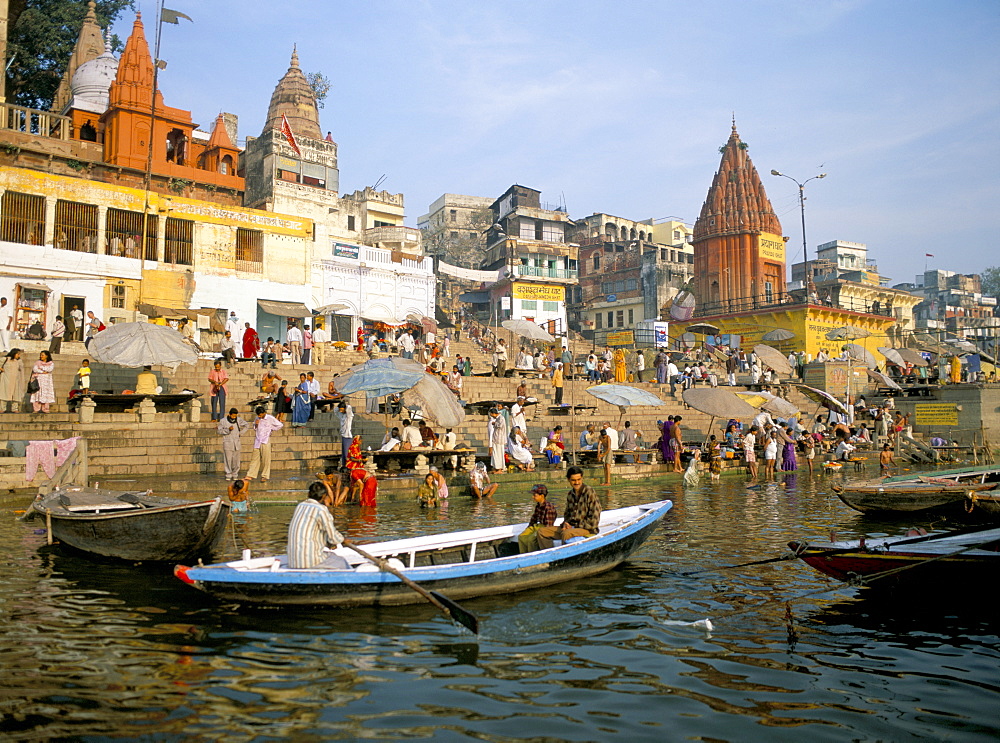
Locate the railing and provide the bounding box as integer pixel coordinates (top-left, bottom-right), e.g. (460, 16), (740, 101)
(1, 102), (71, 141)
(515, 266), (578, 280)
(695, 292), (896, 318)
(362, 225), (422, 247)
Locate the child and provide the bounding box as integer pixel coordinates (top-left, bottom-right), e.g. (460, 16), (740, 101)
(518, 484), (558, 553)
(417, 472), (438, 508)
(879, 443), (897, 477)
(228, 478), (250, 513)
(706, 435), (722, 480)
(801, 434), (816, 474)
(77, 359), (91, 392)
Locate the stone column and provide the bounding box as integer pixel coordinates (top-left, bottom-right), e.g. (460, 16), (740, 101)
(43, 196), (56, 246)
(186, 397), (202, 423)
(77, 396), (96, 424)
(138, 397), (156, 423)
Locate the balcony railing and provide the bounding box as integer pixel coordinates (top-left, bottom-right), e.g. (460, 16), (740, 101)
(515, 265), (578, 280)
(696, 291), (896, 318)
(2, 102), (71, 141)
(361, 225), (422, 247)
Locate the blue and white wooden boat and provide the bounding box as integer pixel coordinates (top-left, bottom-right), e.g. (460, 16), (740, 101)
(175, 500), (672, 607)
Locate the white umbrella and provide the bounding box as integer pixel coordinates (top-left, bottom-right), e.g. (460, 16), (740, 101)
(752, 344), (793, 375)
(314, 302), (351, 314)
(826, 326), (871, 341)
(501, 319), (555, 342)
(878, 346), (906, 367)
(88, 322), (198, 370)
(844, 343), (877, 367)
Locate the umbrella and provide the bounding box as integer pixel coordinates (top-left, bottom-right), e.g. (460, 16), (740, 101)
(335, 357), (465, 427)
(678, 332), (696, 350)
(313, 302), (351, 315)
(793, 384), (848, 414)
(686, 322), (720, 335)
(586, 384), (668, 408)
(407, 314), (438, 334)
(682, 388), (758, 420)
(844, 343), (876, 367)
(87, 322), (198, 370)
(826, 326), (871, 341)
(762, 328), (795, 342)
(669, 290), (696, 321)
(894, 347), (929, 367)
(866, 368), (902, 390)
(735, 391), (800, 418)
(878, 346), (906, 367)
(501, 319), (554, 342)
(752, 344), (793, 375)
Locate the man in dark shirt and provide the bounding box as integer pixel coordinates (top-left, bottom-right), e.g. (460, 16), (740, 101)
(518, 484), (558, 553)
(536, 467), (602, 550)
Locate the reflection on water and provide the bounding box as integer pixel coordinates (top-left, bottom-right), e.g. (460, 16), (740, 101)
(2, 473), (999, 740)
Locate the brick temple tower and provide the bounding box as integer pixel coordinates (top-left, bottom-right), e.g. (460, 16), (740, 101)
(692, 123), (786, 313)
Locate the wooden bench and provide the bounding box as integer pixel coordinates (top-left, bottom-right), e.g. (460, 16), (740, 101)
(68, 392), (200, 412)
(547, 404), (597, 416)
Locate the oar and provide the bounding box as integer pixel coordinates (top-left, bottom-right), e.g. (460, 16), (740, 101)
(342, 539), (479, 634)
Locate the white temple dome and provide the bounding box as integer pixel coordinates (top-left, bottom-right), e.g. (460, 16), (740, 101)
(70, 37), (118, 113)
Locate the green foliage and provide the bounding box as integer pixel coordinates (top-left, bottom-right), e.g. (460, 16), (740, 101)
(981, 266), (1000, 298)
(306, 71), (332, 109)
(168, 177), (192, 194)
(5, 0), (135, 110)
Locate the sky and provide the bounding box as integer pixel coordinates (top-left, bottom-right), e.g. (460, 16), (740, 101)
(112, 0), (999, 285)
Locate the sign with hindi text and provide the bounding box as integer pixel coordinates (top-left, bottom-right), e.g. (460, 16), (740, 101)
(914, 403), (959, 426)
(512, 283), (565, 302)
(758, 232), (786, 264)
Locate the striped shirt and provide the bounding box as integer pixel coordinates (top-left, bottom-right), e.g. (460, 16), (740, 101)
(287, 499), (344, 569)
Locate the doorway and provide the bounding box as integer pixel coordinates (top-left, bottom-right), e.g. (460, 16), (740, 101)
(63, 296), (85, 341)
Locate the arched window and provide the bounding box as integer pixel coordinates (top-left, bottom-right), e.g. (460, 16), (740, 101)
(221, 154), (234, 175)
(165, 129), (186, 165)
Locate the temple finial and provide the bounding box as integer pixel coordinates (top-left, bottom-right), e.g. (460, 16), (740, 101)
(291, 45), (299, 68)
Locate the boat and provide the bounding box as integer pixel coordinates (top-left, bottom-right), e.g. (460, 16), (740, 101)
(174, 500), (672, 607)
(832, 464), (1000, 519)
(789, 525), (1000, 586)
(27, 486), (231, 562)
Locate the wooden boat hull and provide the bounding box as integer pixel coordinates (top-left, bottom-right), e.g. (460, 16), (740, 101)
(833, 482), (999, 517)
(789, 526), (1000, 587)
(176, 501), (672, 607)
(32, 488), (230, 562)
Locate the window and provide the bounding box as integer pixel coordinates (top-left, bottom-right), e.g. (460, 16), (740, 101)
(595, 313), (602, 329)
(616, 310), (624, 327)
(660, 249), (668, 261)
(469, 232), (476, 240)
(592, 255), (600, 270)
(301, 163), (327, 188)
(347, 215), (356, 231)
(626, 278), (637, 292)
(450, 231), (459, 238)
(542, 301), (558, 312)
(541, 222), (564, 242)
(521, 300), (537, 310)
(236, 228), (263, 272)
(220, 154), (234, 175)
(164, 217), (194, 265)
(107, 208), (157, 260)
(373, 220), (393, 228)
(54, 199), (99, 253)
(520, 220), (536, 240)
(165, 128), (186, 165)
(111, 284), (126, 309)
(607, 311), (613, 328)
(628, 309), (634, 324)
(615, 280), (625, 293)
(0, 191), (44, 245)
(450, 209), (457, 223)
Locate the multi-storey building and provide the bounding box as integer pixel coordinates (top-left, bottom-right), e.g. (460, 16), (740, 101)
(895, 270), (999, 352)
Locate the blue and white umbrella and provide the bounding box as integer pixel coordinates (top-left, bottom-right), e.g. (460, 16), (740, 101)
(586, 384), (668, 408)
(335, 357), (425, 398)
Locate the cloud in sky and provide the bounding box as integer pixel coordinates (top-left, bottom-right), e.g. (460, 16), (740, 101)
(118, 0), (999, 281)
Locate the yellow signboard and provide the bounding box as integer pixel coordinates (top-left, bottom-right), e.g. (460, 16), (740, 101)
(512, 283), (565, 302)
(758, 232), (786, 264)
(606, 330), (634, 346)
(914, 403), (959, 426)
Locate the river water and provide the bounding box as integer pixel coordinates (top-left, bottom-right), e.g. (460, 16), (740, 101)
(2, 472), (998, 741)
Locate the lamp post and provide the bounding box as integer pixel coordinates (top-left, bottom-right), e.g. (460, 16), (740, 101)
(770, 170), (826, 266)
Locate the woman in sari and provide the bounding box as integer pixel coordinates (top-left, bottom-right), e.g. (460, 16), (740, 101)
(777, 427), (797, 471)
(659, 416), (675, 465)
(30, 350), (56, 413)
(613, 347), (627, 382)
(291, 373), (311, 427)
(242, 322), (260, 360)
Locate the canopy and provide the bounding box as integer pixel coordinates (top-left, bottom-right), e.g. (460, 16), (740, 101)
(87, 321), (198, 370)
(360, 308), (407, 325)
(313, 303), (351, 315)
(17, 282), (51, 292)
(844, 343), (877, 367)
(585, 384), (668, 408)
(257, 300), (311, 317)
(686, 322), (720, 335)
(794, 384), (848, 414)
(762, 328), (795, 342)
(735, 391), (800, 418)
(825, 326), (871, 341)
(752, 344), (793, 375)
(502, 319), (555, 342)
(682, 388), (758, 420)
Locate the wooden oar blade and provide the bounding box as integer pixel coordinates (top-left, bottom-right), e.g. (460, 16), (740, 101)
(430, 590), (479, 634)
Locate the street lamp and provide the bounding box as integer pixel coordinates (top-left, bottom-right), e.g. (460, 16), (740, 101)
(770, 170), (826, 266)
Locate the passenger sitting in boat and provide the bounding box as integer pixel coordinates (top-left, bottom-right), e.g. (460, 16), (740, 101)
(518, 484), (558, 553)
(535, 467), (602, 550)
(287, 481), (348, 569)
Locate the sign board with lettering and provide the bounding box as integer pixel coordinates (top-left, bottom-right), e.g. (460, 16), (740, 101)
(914, 403), (959, 427)
(606, 294), (617, 302)
(758, 232), (786, 264)
(512, 283), (565, 302)
(333, 242), (360, 259)
(607, 330), (634, 346)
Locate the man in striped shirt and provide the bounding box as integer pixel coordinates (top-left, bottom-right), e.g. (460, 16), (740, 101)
(287, 481), (349, 569)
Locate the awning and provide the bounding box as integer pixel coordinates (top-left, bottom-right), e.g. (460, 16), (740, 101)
(313, 302), (351, 315)
(458, 291), (490, 304)
(137, 304), (227, 332)
(138, 302), (186, 318)
(17, 282), (51, 292)
(257, 299), (311, 317)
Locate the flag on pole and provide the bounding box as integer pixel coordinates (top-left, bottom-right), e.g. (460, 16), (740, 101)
(161, 8), (193, 24)
(925, 253), (934, 257)
(280, 114), (301, 156)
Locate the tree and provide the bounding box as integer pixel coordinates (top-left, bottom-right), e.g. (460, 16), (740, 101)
(306, 71), (331, 109)
(981, 266), (1000, 299)
(421, 207), (492, 269)
(5, 0), (135, 111)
